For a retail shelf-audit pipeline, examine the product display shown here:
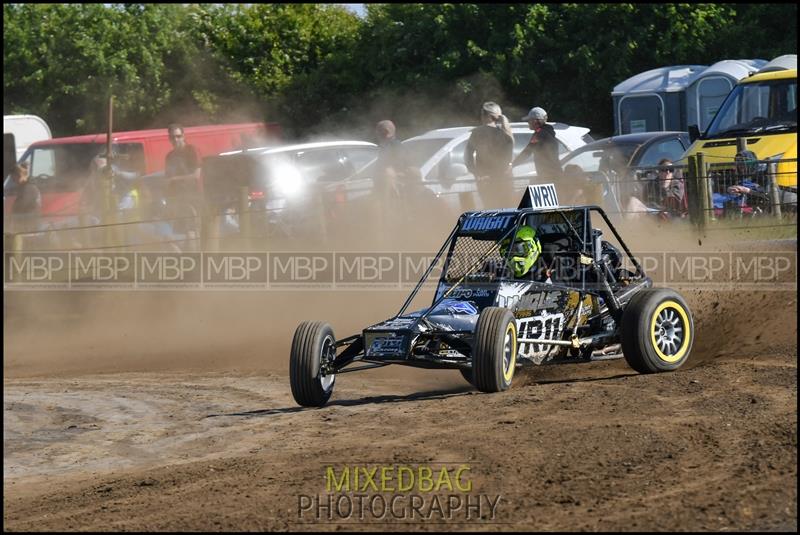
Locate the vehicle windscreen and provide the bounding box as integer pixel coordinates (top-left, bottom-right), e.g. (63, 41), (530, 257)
(703, 78), (798, 139)
(5, 142), (145, 194)
(402, 138), (451, 166)
(355, 138), (449, 178)
(443, 210), (587, 284)
(560, 142), (639, 174)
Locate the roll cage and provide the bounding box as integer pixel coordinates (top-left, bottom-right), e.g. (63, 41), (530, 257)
(398, 205), (646, 319)
(324, 204), (650, 376)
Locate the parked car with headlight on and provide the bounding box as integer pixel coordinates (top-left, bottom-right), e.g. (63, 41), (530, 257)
(201, 140), (378, 239)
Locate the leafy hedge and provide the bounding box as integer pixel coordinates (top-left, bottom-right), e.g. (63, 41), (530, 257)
(4, 3), (796, 139)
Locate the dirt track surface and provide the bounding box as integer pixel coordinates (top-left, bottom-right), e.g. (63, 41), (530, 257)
(3, 228), (798, 531)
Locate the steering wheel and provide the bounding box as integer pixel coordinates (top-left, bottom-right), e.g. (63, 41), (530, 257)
(749, 116), (769, 127)
(34, 173), (54, 181)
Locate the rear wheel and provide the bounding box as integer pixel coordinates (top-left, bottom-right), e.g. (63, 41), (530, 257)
(621, 288), (694, 373)
(289, 322), (337, 407)
(472, 307), (518, 392)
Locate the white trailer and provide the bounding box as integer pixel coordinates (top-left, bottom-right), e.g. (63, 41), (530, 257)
(3, 114), (52, 162)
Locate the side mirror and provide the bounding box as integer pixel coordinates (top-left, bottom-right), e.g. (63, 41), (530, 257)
(4, 133), (17, 179)
(688, 125), (700, 143)
(439, 163), (468, 189)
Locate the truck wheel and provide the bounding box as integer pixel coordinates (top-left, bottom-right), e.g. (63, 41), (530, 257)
(621, 288), (694, 373)
(472, 307), (518, 392)
(290, 322), (337, 407)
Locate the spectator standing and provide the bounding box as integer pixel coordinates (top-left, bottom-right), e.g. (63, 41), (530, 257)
(164, 124), (203, 235)
(9, 162), (41, 216)
(464, 101), (514, 209)
(372, 119), (430, 233)
(165, 124), (200, 195)
(512, 107), (562, 181)
(374, 119), (419, 198)
(4, 162), (42, 239)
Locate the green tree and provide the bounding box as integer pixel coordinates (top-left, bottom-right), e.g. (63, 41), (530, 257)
(3, 4), (254, 135)
(193, 3), (361, 135)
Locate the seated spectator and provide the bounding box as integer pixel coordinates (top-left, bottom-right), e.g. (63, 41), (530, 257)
(712, 150), (770, 217)
(655, 159), (687, 219)
(563, 164), (603, 206)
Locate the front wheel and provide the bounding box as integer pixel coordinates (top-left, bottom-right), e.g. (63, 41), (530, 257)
(289, 322), (337, 407)
(621, 288), (694, 373)
(472, 307), (518, 392)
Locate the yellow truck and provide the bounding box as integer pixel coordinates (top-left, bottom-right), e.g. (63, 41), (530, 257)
(684, 68), (797, 195)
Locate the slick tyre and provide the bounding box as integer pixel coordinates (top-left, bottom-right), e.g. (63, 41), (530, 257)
(621, 288), (694, 374)
(290, 322), (336, 407)
(472, 307), (518, 392)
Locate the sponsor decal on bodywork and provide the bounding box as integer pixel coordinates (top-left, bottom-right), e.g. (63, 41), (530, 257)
(460, 214), (515, 233)
(517, 311), (565, 363)
(433, 299), (478, 315)
(374, 317), (416, 329)
(495, 282), (533, 308)
(367, 335), (406, 356)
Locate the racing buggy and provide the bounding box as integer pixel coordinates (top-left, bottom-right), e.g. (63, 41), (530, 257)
(290, 184), (694, 407)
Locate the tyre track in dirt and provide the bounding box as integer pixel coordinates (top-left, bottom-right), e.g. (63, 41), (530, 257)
(4, 331), (796, 531)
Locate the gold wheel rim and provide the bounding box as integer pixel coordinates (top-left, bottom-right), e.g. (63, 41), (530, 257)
(650, 301), (690, 363)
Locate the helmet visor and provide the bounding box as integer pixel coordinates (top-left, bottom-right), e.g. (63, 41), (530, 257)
(510, 241), (530, 257)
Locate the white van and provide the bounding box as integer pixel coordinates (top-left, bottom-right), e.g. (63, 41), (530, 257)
(3, 114), (52, 161)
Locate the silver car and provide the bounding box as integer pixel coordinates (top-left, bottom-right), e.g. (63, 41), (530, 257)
(324, 122), (594, 214)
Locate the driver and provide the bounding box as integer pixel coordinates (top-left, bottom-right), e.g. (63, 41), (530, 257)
(498, 225), (551, 282)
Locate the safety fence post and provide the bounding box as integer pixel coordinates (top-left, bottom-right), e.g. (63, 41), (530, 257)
(12, 232), (24, 269)
(238, 186), (251, 250)
(458, 192), (475, 213)
(768, 161), (783, 219)
(686, 155), (698, 227)
(102, 170), (116, 249)
(200, 204), (215, 253)
(79, 211), (91, 251)
(696, 152), (711, 229)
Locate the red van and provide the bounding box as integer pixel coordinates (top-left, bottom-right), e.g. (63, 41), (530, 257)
(4, 122), (281, 220)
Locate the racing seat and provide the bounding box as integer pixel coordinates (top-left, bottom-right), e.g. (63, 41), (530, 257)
(538, 232), (579, 284)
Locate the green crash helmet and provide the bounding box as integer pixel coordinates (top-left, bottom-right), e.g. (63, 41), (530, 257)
(500, 225), (542, 277)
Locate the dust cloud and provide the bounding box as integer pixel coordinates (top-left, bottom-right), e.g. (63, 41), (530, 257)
(5, 175), (796, 384)
(3, 102), (796, 384)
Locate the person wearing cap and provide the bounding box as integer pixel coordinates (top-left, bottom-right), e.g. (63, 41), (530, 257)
(512, 106), (562, 181)
(464, 101), (514, 209)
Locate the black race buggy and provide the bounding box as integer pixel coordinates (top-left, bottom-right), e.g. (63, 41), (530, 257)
(290, 188), (694, 407)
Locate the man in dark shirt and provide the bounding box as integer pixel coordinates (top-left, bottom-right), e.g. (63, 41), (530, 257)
(512, 107), (562, 181)
(165, 124), (200, 196)
(375, 119), (415, 196)
(464, 101), (514, 209)
(372, 120), (428, 229)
